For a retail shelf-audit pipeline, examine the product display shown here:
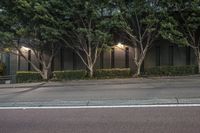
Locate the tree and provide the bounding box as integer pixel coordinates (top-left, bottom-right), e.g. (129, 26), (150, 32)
(114, 0), (165, 76)
(160, 0), (200, 73)
(0, 0), (64, 80)
(59, 0), (113, 78)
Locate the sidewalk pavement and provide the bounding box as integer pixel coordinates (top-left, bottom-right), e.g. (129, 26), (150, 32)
(0, 75), (200, 107)
(0, 78), (155, 89)
(1, 98), (200, 107)
(1, 74), (200, 89)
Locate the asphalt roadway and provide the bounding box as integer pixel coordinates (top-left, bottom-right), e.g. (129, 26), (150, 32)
(0, 106), (200, 133)
(1, 77), (200, 132)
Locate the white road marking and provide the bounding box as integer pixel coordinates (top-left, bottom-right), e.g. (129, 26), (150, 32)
(0, 104), (200, 110)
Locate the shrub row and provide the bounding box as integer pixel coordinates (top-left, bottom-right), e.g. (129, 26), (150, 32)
(16, 71), (42, 83)
(16, 66), (198, 83)
(16, 68), (131, 83)
(53, 70), (87, 80)
(0, 63), (6, 76)
(144, 65), (198, 76)
(53, 68), (131, 80)
(94, 68), (131, 79)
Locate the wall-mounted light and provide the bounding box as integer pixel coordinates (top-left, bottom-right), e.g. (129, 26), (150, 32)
(116, 42), (125, 49)
(21, 46), (30, 51)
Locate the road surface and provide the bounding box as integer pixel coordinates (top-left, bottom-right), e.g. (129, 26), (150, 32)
(0, 106), (200, 133)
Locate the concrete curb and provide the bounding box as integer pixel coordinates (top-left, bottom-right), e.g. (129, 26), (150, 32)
(1, 98), (200, 107)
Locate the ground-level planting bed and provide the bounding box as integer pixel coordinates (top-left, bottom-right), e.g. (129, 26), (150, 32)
(16, 66), (199, 83)
(16, 68), (131, 83)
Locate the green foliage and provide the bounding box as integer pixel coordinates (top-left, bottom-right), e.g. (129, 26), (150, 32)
(58, 0), (116, 77)
(0, 0), (65, 51)
(0, 0), (66, 80)
(16, 71), (42, 83)
(53, 70), (87, 80)
(144, 66), (198, 76)
(159, 16), (189, 45)
(16, 66), (198, 82)
(0, 62), (6, 76)
(113, 0), (163, 41)
(53, 68), (131, 80)
(159, 0), (200, 47)
(61, 0), (114, 48)
(95, 68), (131, 79)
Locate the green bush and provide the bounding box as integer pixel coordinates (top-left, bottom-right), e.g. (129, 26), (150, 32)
(95, 68), (131, 79)
(144, 65), (198, 76)
(16, 71), (42, 83)
(53, 68), (131, 80)
(0, 62), (6, 76)
(53, 70), (87, 80)
(16, 69), (131, 82)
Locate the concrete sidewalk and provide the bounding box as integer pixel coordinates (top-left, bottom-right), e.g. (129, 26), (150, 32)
(1, 98), (200, 107)
(0, 75), (200, 89)
(0, 78), (154, 89)
(0, 76), (200, 107)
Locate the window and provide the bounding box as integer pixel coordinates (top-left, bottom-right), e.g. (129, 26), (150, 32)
(111, 48), (115, 68)
(156, 46), (160, 66)
(125, 47), (129, 68)
(100, 51), (104, 69)
(51, 57), (54, 72)
(169, 45), (174, 66)
(28, 50), (31, 71)
(73, 51), (77, 70)
(17, 54), (21, 71)
(39, 55), (42, 71)
(186, 47), (191, 65)
(60, 48), (64, 70)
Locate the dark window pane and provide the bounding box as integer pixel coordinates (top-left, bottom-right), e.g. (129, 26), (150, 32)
(186, 47), (191, 65)
(169, 46), (174, 66)
(17, 54), (21, 71)
(100, 51), (104, 69)
(156, 46), (160, 66)
(125, 47), (129, 68)
(73, 51), (77, 70)
(111, 48), (115, 68)
(60, 48), (64, 70)
(28, 50), (31, 71)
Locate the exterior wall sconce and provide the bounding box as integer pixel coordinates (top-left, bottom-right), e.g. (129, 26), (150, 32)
(116, 42), (125, 49)
(21, 46), (30, 51)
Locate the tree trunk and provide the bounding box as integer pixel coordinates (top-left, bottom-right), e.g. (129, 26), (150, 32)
(133, 54), (144, 77)
(134, 62), (142, 77)
(87, 65), (94, 78)
(136, 64), (141, 76)
(89, 69), (94, 78)
(41, 67), (51, 80)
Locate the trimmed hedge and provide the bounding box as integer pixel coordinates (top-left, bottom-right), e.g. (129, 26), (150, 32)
(144, 65), (198, 76)
(16, 69), (131, 83)
(16, 66), (198, 83)
(53, 68), (131, 80)
(95, 68), (131, 79)
(16, 71), (42, 83)
(0, 63), (6, 76)
(53, 70), (87, 80)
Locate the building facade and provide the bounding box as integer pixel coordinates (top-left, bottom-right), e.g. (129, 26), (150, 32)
(1, 39), (196, 77)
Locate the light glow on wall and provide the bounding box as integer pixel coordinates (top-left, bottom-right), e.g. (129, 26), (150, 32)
(116, 42), (125, 49)
(21, 46), (30, 51)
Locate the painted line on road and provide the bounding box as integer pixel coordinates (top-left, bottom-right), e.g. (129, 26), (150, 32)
(1, 104), (200, 110)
